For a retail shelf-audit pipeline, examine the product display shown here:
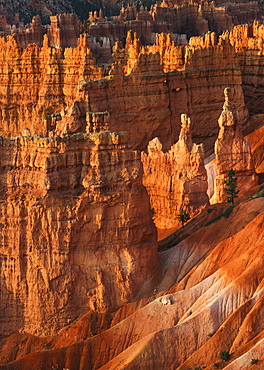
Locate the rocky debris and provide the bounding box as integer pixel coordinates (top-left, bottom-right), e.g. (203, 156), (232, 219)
(211, 87), (258, 203)
(141, 114), (209, 230)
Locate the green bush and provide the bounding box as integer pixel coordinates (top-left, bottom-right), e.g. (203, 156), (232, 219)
(220, 350), (231, 361)
(251, 358), (259, 365)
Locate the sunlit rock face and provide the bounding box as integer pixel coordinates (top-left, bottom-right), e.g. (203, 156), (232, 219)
(212, 87), (258, 204)
(141, 114), (209, 230)
(0, 129), (158, 336)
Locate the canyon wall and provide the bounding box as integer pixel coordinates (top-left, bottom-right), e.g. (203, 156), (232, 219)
(0, 30), (248, 153)
(80, 31), (248, 152)
(141, 114), (209, 230)
(0, 128), (158, 336)
(227, 21), (264, 115)
(0, 34), (103, 138)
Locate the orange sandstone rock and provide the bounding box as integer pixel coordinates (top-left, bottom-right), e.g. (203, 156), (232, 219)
(0, 129), (158, 336)
(212, 87), (258, 203)
(1, 196), (263, 369)
(141, 114), (209, 229)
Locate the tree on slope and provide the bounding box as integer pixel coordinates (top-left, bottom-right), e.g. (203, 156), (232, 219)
(224, 169), (239, 205)
(177, 208), (190, 227)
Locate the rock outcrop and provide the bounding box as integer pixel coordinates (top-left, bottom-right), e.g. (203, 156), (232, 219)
(0, 29), (249, 152)
(0, 34), (103, 138)
(0, 126), (158, 336)
(1, 193), (263, 369)
(81, 31), (248, 152)
(227, 21), (264, 115)
(141, 114), (209, 230)
(212, 87), (258, 203)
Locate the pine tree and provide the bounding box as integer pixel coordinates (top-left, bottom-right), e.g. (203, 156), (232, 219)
(224, 169), (239, 205)
(177, 208), (190, 227)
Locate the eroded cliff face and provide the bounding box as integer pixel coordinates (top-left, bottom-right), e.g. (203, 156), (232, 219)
(141, 114), (209, 230)
(0, 130), (158, 336)
(227, 21), (264, 115)
(0, 30), (248, 153)
(0, 34), (103, 138)
(212, 87), (258, 203)
(81, 31), (248, 152)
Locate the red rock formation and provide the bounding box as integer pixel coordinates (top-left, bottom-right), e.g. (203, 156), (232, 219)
(212, 87), (258, 203)
(226, 21), (264, 115)
(141, 114), (209, 230)
(150, 1), (262, 38)
(47, 13), (80, 49)
(0, 128), (158, 336)
(13, 15), (44, 49)
(246, 124), (264, 174)
(0, 193), (263, 369)
(0, 34), (103, 138)
(0, 30), (248, 153)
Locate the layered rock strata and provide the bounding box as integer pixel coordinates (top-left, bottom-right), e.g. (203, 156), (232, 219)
(212, 87), (258, 203)
(141, 114), (209, 229)
(0, 127), (158, 336)
(1, 195), (263, 369)
(227, 21), (264, 115)
(0, 30), (248, 153)
(0, 34), (103, 138)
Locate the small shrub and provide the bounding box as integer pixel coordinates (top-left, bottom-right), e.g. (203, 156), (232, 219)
(213, 363), (219, 368)
(208, 332), (214, 337)
(220, 350), (231, 361)
(177, 208), (190, 227)
(207, 208), (214, 213)
(251, 359), (259, 365)
(224, 169), (239, 205)
(187, 310), (192, 316)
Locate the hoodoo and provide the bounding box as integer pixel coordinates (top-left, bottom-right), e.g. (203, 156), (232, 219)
(141, 114), (209, 230)
(212, 87), (258, 203)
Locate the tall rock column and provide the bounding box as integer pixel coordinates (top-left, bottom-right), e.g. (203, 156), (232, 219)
(212, 87), (258, 203)
(141, 114), (209, 230)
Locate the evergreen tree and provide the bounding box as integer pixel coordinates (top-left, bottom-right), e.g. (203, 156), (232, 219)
(224, 169), (239, 205)
(177, 208), (190, 227)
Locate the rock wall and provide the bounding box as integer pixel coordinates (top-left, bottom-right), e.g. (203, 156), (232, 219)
(0, 34), (103, 138)
(81, 31), (247, 152)
(0, 30), (248, 154)
(47, 13), (80, 49)
(141, 114), (209, 230)
(0, 130), (158, 336)
(227, 21), (264, 115)
(212, 87), (258, 203)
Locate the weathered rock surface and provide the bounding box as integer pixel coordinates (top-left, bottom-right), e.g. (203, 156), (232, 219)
(212, 87), (258, 203)
(141, 114), (209, 229)
(227, 21), (264, 115)
(0, 29), (248, 153)
(246, 124), (264, 174)
(0, 129), (158, 336)
(0, 34), (103, 138)
(0, 193), (263, 369)
(80, 31), (248, 152)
